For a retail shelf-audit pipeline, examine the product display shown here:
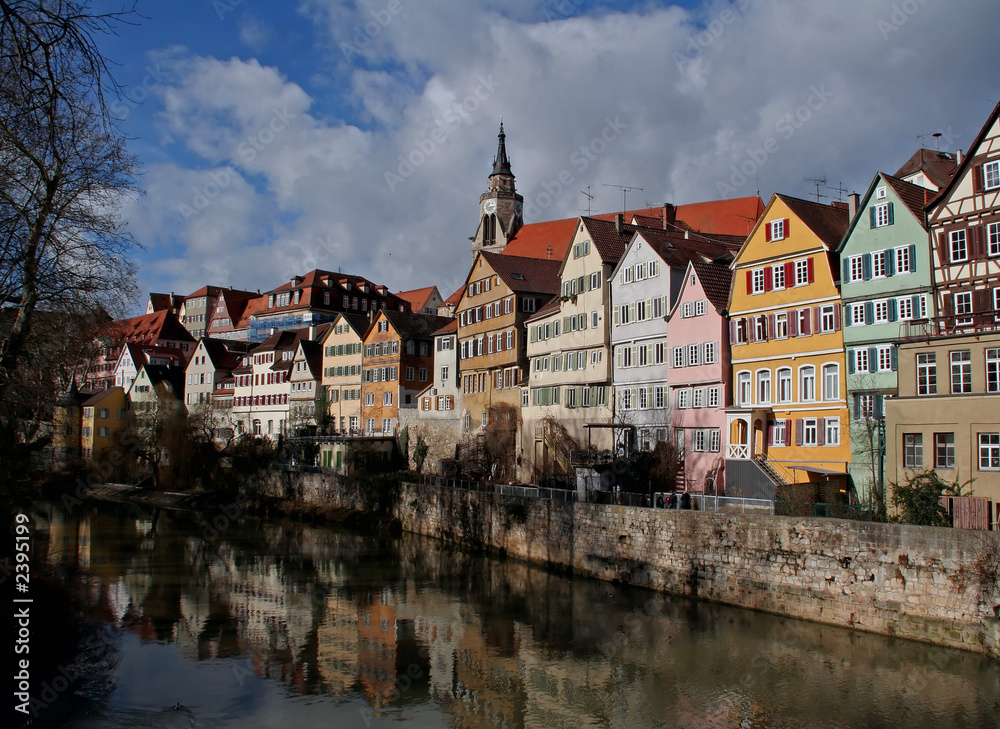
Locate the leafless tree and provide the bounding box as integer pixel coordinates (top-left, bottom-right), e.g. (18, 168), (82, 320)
(0, 1), (140, 475)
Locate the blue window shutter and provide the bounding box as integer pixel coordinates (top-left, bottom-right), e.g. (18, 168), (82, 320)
(863, 255), (872, 280)
(888, 299), (897, 321)
(911, 294), (922, 315)
(891, 346), (898, 371)
(886, 251), (895, 276)
(844, 305), (852, 326)
(865, 301), (874, 322)
(869, 207), (876, 229)
(887, 202), (894, 225)
(868, 346), (878, 366)
(875, 394), (884, 416)
(842, 258), (850, 283)
(909, 244), (917, 272)
(848, 350), (855, 374)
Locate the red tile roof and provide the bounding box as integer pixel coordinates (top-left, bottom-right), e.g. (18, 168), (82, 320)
(893, 148), (959, 192)
(433, 319), (458, 335)
(778, 195), (850, 249)
(691, 261), (734, 311)
(502, 217), (578, 260)
(881, 173), (932, 224)
(395, 286), (438, 312)
(481, 251), (562, 294)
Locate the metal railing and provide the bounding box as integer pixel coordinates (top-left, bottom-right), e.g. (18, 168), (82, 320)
(694, 495), (775, 514)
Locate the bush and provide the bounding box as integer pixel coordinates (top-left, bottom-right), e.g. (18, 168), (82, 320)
(889, 470), (972, 526)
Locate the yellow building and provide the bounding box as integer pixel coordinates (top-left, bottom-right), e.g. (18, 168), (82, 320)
(320, 313), (370, 434)
(80, 387), (128, 462)
(726, 195), (851, 494)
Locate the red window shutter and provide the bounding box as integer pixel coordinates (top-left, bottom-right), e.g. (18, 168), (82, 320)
(794, 419), (803, 446)
(942, 291), (954, 317)
(785, 261), (794, 282)
(975, 288), (990, 313)
(765, 222), (773, 242)
(817, 421), (826, 446)
(788, 310), (798, 337)
(747, 317), (756, 343)
(813, 307), (821, 333)
(806, 257), (815, 283)
(782, 218), (790, 236)
(768, 313), (776, 334)
(971, 225), (985, 258)
(973, 164), (984, 194)
(764, 267), (773, 291)
(833, 304), (841, 331)
(801, 309), (812, 335)
(767, 422), (775, 446)
(730, 319), (737, 343)
(746, 270), (753, 294)
(936, 231), (948, 264)
(760, 314), (769, 339)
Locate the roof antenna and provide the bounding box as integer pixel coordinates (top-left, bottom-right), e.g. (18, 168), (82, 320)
(602, 183), (643, 213)
(804, 177), (827, 203)
(828, 180), (849, 203)
(932, 131), (943, 150)
(579, 186), (594, 216)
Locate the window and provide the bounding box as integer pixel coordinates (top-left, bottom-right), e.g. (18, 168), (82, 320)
(822, 363), (839, 401)
(365, 392), (374, 406)
(708, 386), (720, 408)
(873, 204), (892, 228)
(856, 393), (879, 419)
(824, 418), (840, 446)
(802, 418), (818, 447)
(950, 350), (972, 394)
(654, 386), (666, 409)
(897, 297), (913, 321)
(677, 389), (690, 409)
(772, 312), (787, 339)
(777, 368), (792, 403)
(756, 370), (771, 405)
(703, 341), (717, 364)
(693, 430), (706, 452)
(850, 302), (866, 326)
(672, 347), (684, 368)
(985, 160), (1000, 191)
(979, 433), (1000, 470)
(917, 353), (937, 395)
(949, 229), (968, 262)
(696, 300), (707, 315)
(955, 291), (973, 325)
(903, 434), (923, 469)
(876, 345), (894, 373)
(772, 420), (787, 447)
(819, 305), (836, 333)
(933, 432), (955, 469)
(710, 430), (721, 453)
(383, 392), (393, 406)
(873, 299), (889, 323)
(987, 348), (1000, 393)
(848, 255), (864, 283)
(989, 222), (1000, 257)
(751, 268), (765, 294)
(688, 344), (700, 366)
(734, 318), (748, 344)
(895, 246), (911, 273)
(522, 298), (536, 313)
(794, 259), (810, 286)
(771, 264), (785, 290)
(769, 219), (786, 240)
(799, 366), (816, 402)
(738, 372), (751, 406)
(854, 348), (869, 373)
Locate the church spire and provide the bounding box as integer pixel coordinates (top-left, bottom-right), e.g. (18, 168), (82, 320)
(491, 120), (513, 178)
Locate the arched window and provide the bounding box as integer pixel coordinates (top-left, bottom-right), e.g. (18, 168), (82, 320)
(756, 369), (771, 405)
(738, 371), (752, 406)
(822, 363), (840, 401)
(484, 214), (497, 246)
(799, 365), (816, 402)
(777, 367), (792, 403)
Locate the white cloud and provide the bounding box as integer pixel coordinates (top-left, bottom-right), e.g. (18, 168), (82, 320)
(130, 0), (1000, 304)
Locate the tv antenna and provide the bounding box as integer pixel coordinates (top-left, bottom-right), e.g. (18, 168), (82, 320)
(603, 183), (643, 212)
(804, 177), (827, 203)
(579, 186), (594, 216)
(917, 131), (944, 150)
(827, 180), (849, 203)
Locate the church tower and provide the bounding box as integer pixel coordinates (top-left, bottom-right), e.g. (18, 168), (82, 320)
(472, 122), (524, 256)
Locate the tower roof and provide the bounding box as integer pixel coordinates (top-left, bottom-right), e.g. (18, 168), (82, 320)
(490, 121), (513, 178)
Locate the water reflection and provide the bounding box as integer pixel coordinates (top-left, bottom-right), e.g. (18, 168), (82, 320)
(34, 501), (1000, 729)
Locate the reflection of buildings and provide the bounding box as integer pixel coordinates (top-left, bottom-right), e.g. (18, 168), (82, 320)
(358, 592), (399, 706)
(316, 590), (359, 695)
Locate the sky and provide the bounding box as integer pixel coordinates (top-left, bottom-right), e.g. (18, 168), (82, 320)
(99, 0), (1000, 312)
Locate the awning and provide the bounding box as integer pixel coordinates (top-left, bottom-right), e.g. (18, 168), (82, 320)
(791, 465), (848, 476)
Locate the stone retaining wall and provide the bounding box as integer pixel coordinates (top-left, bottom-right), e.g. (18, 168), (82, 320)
(267, 471), (1000, 659)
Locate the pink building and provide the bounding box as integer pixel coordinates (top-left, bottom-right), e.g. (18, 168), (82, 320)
(665, 260), (733, 494)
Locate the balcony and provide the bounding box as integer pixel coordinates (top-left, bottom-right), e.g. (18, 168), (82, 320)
(898, 313), (1000, 340)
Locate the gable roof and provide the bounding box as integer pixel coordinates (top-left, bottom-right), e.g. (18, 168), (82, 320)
(502, 217), (579, 260)
(199, 338), (250, 371)
(836, 172), (930, 253)
(893, 148), (959, 192)
(481, 251), (562, 294)
(778, 195), (850, 249)
(378, 310), (453, 341)
(924, 99), (1000, 211)
(395, 286), (439, 312)
(692, 261), (734, 311)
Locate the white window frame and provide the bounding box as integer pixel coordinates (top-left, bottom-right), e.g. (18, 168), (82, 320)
(950, 229), (968, 262)
(985, 160), (1000, 191)
(894, 246), (911, 274)
(848, 255), (864, 283)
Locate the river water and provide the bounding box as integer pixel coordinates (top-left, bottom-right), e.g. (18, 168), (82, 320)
(27, 499), (1000, 729)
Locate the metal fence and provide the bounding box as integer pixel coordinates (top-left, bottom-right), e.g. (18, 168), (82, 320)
(693, 495), (775, 515)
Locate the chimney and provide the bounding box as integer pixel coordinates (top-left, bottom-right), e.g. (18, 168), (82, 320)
(848, 193), (859, 221)
(956, 149), (963, 165)
(663, 203), (676, 230)
(615, 212), (624, 234)
(308, 325), (316, 341)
